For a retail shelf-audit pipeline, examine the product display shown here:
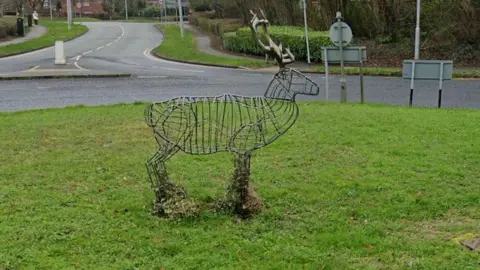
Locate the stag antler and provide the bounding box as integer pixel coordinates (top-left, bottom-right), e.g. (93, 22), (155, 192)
(249, 9), (295, 70)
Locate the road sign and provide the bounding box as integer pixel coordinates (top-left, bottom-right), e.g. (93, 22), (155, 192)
(329, 22), (352, 47)
(321, 46), (366, 63)
(403, 59), (453, 108)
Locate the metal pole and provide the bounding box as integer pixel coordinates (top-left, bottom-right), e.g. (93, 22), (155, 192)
(414, 0), (421, 59)
(409, 62), (416, 106)
(359, 48), (364, 103)
(438, 63), (444, 108)
(125, 0), (128, 20)
(337, 12), (347, 103)
(324, 48), (329, 102)
(302, 0), (311, 64)
(49, 0), (53, 19)
(178, 0), (184, 37)
(67, 0), (72, 30)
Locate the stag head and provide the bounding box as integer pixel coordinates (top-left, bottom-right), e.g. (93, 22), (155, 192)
(249, 9), (295, 70)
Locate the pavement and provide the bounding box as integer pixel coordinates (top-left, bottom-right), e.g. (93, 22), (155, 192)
(0, 25), (47, 47)
(184, 24), (250, 59)
(0, 21), (479, 112)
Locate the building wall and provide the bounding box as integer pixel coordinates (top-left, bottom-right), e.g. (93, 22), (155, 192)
(60, 0), (105, 15)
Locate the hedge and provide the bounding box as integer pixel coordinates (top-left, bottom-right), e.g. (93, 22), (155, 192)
(188, 13), (242, 38)
(223, 26), (332, 62)
(0, 16), (17, 39)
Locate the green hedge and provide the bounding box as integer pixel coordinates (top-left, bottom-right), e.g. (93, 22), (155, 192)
(0, 16), (17, 39)
(223, 26), (331, 61)
(188, 13), (242, 38)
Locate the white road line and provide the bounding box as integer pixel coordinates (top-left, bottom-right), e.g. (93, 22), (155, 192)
(83, 50), (93, 55)
(28, 66), (40, 72)
(138, 75), (168, 79)
(142, 48), (205, 73)
(74, 61), (87, 71)
(106, 42), (113, 46)
(97, 46), (104, 50)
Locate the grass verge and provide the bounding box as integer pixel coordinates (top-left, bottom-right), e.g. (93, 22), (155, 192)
(314, 65), (480, 79)
(0, 20), (88, 57)
(1, 102), (479, 269)
(154, 24), (269, 68)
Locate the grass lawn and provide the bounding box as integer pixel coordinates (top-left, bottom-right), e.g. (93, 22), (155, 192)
(154, 24), (269, 68)
(0, 20), (88, 57)
(1, 102), (479, 269)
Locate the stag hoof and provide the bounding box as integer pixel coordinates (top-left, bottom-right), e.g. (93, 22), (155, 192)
(235, 185), (264, 218)
(153, 181), (200, 219)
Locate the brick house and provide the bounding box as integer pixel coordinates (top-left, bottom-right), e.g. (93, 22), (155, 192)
(60, 0), (105, 16)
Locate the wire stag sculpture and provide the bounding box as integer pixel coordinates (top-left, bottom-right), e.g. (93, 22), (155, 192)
(145, 9), (320, 219)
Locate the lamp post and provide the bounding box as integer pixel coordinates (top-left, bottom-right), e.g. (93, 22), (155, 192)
(178, 0), (184, 37)
(301, 0), (311, 64)
(67, 0), (72, 30)
(414, 0), (421, 59)
(124, 0), (128, 20)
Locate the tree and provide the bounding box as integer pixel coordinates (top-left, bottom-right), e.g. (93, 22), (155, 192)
(103, 0), (120, 19)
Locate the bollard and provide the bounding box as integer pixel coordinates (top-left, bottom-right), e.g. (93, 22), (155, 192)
(54, 41), (66, 65)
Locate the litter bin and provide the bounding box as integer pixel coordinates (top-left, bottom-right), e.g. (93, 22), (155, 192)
(17, 18), (25, 37)
(27, 14), (33, 27)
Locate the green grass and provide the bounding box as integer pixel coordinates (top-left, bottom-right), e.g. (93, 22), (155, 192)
(314, 65), (480, 79)
(1, 102), (479, 269)
(0, 20), (88, 57)
(154, 24), (269, 68)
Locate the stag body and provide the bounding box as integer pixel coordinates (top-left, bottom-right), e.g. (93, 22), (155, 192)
(144, 10), (319, 218)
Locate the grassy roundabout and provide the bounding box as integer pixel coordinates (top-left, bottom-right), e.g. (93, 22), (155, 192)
(0, 19), (88, 58)
(0, 102), (479, 268)
(154, 24), (269, 68)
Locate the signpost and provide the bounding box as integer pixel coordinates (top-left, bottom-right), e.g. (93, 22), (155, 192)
(322, 12), (367, 103)
(76, 2), (81, 18)
(402, 0), (453, 108)
(329, 12), (352, 103)
(402, 60), (453, 108)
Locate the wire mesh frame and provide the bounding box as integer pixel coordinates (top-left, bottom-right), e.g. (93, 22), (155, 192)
(145, 68), (320, 156)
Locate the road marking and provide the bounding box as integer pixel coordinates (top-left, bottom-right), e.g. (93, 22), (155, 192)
(97, 46), (104, 50)
(28, 66), (40, 72)
(138, 75), (168, 79)
(142, 48), (204, 73)
(74, 61), (88, 71)
(106, 42), (113, 46)
(71, 55), (82, 61)
(83, 50), (92, 55)
(36, 86), (51, 89)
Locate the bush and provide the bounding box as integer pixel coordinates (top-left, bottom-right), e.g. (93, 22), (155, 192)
(189, 12), (242, 38)
(223, 26), (331, 62)
(0, 16), (17, 39)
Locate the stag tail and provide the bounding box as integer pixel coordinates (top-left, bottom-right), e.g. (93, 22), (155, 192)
(249, 9), (295, 71)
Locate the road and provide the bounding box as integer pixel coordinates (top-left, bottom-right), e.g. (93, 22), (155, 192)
(0, 22), (479, 112)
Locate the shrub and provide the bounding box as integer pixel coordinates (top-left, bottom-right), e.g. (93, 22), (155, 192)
(0, 16), (17, 39)
(223, 26), (331, 62)
(189, 12), (242, 38)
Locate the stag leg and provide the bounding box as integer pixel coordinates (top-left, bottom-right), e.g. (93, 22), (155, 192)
(222, 152), (264, 218)
(146, 142), (199, 218)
